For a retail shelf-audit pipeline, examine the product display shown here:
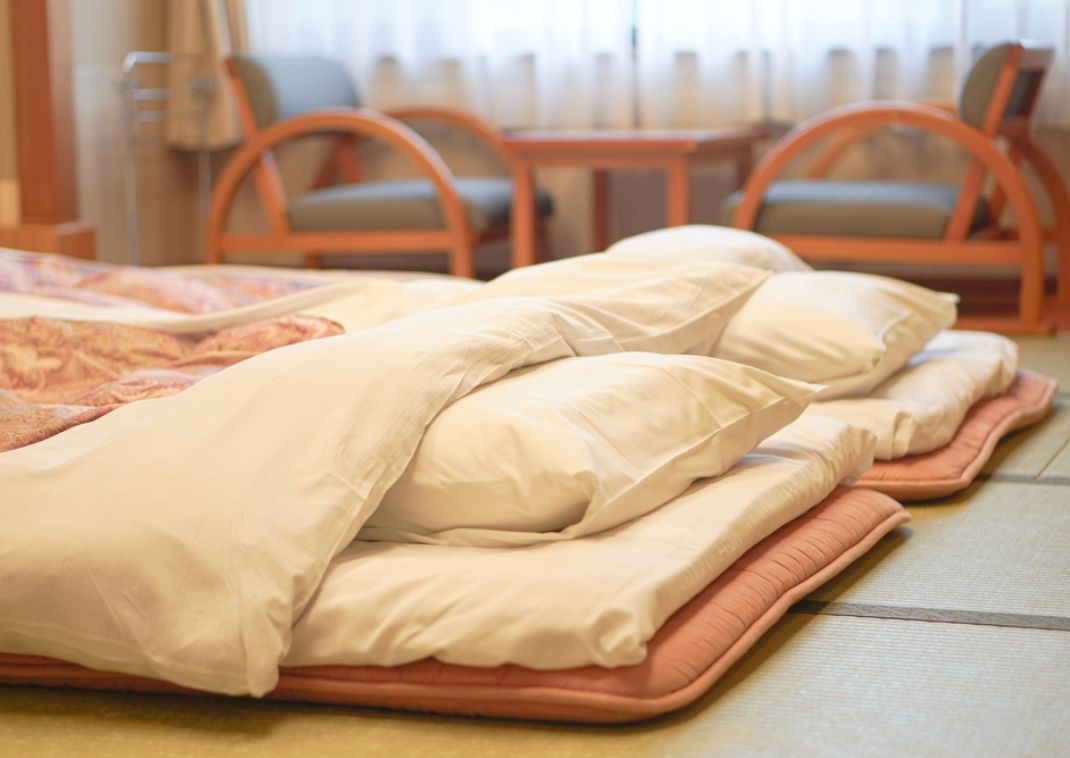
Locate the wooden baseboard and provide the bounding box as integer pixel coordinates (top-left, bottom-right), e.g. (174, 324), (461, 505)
(0, 221), (96, 260)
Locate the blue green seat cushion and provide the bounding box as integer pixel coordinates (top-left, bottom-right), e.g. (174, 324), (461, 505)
(722, 180), (988, 238)
(288, 178), (553, 235)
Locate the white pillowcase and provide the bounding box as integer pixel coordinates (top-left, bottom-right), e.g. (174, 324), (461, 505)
(454, 253), (771, 354)
(361, 352), (821, 547)
(712, 271), (958, 400)
(606, 225), (811, 272)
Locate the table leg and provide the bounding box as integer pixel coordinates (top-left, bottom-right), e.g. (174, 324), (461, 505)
(665, 158), (691, 227)
(592, 169), (610, 252)
(510, 163), (537, 268)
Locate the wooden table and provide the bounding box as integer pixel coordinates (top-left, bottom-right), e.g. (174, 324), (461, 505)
(501, 126), (768, 268)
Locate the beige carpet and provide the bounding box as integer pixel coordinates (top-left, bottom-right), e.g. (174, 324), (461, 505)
(3, 333), (1069, 757)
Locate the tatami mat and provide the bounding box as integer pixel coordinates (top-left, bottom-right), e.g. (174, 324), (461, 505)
(1041, 437), (1070, 478)
(805, 481), (1070, 616)
(2, 615), (1066, 758)
(1012, 335), (1070, 385)
(981, 397), (1070, 477)
(673, 615), (1070, 757)
(0, 685), (635, 758)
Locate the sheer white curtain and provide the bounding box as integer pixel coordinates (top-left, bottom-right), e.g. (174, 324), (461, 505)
(636, 0), (1070, 128)
(244, 0), (635, 129)
(168, 0), (249, 149)
(245, 0), (1070, 131)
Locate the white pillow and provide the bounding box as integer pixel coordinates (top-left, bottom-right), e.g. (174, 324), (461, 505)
(712, 271), (958, 400)
(361, 352), (821, 547)
(606, 225), (811, 272)
(454, 253), (770, 355)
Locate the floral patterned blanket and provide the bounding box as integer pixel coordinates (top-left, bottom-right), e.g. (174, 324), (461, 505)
(0, 249), (324, 313)
(0, 251), (344, 451)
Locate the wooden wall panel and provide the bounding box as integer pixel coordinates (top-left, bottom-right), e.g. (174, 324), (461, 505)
(0, 0), (94, 258)
(10, 0), (78, 222)
(0, 0), (18, 224)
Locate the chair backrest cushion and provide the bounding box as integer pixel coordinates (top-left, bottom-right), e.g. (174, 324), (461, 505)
(958, 42), (1045, 129)
(230, 54), (361, 129)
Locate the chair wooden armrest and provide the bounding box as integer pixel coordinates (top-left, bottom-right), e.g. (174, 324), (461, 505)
(807, 100), (961, 177)
(919, 98), (957, 114)
(732, 101), (1042, 251)
(731, 100), (1049, 330)
(313, 107), (511, 190)
(204, 108), (471, 266)
(384, 106), (511, 167)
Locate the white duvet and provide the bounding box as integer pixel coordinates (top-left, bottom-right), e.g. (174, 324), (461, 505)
(0, 296), (631, 696)
(0, 257), (778, 697)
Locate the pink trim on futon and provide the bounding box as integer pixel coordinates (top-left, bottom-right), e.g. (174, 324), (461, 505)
(0, 487), (908, 723)
(858, 371), (1058, 500)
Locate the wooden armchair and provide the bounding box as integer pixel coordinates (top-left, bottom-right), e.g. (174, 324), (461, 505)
(203, 55), (552, 276)
(727, 41), (1069, 333)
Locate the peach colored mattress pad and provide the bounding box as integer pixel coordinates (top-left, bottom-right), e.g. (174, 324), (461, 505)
(0, 487), (907, 723)
(857, 371), (1057, 500)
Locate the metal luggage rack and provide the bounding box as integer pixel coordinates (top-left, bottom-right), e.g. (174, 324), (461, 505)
(118, 51), (214, 264)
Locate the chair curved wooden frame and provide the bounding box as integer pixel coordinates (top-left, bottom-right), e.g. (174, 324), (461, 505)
(802, 104), (1070, 289)
(299, 105), (544, 272)
(205, 57), (539, 278)
(203, 108), (479, 276)
(386, 107), (510, 162)
(309, 106), (512, 190)
(805, 99), (957, 178)
(731, 43), (1068, 333)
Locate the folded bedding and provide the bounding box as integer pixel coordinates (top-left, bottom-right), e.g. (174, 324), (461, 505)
(1, 241), (1048, 484)
(804, 330), (1019, 459)
(0, 234), (1048, 720)
(448, 253), (770, 354)
(289, 415), (876, 670)
(709, 270), (959, 399)
(856, 370), (1056, 499)
(796, 328), (1056, 499)
(363, 353), (821, 546)
(605, 224), (812, 272)
(0, 247), (478, 333)
(0, 252), (773, 450)
(0, 315), (343, 451)
(0, 294), (648, 695)
(0, 246), (367, 325)
(0, 255), (825, 700)
(601, 227), (1054, 492)
(0, 247), (321, 312)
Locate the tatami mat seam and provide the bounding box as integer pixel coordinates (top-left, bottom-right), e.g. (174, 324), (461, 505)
(1040, 436), (1070, 479)
(789, 601), (1070, 632)
(976, 472), (1070, 485)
